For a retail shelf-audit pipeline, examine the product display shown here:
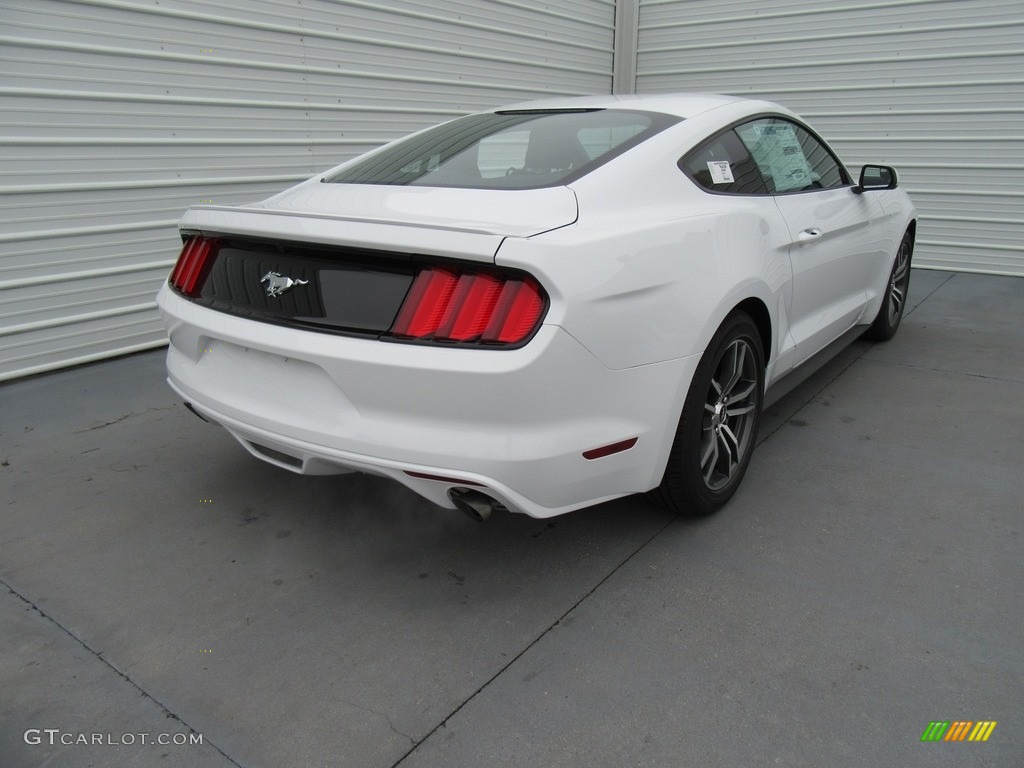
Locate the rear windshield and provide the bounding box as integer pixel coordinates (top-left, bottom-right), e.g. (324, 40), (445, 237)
(323, 109), (680, 190)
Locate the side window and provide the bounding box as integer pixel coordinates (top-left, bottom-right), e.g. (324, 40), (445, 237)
(679, 130), (767, 195)
(735, 118), (846, 193)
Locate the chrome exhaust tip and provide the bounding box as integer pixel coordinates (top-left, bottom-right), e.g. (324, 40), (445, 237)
(182, 402), (209, 423)
(449, 488), (500, 522)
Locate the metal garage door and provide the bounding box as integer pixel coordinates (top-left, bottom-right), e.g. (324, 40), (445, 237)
(0, 0), (615, 381)
(634, 0), (1024, 277)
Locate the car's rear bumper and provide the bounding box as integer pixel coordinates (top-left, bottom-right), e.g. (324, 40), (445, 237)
(158, 284), (696, 518)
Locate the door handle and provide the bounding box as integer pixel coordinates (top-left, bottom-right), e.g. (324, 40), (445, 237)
(798, 228), (823, 241)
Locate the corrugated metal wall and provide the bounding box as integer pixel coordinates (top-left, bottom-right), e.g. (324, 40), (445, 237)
(635, 0), (1024, 277)
(0, 0), (615, 381)
(4, 0), (1019, 381)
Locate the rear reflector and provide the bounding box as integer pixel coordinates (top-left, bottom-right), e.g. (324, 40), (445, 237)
(392, 266), (546, 345)
(582, 437), (638, 460)
(170, 235), (219, 297)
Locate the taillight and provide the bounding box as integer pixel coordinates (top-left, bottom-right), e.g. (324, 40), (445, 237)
(391, 267), (546, 346)
(169, 235), (218, 297)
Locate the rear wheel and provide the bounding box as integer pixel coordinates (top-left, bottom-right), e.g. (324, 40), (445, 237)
(864, 230), (913, 341)
(650, 311), (764, 516)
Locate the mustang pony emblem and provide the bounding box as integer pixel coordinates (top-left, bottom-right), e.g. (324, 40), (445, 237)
(260, 271), (309, 297)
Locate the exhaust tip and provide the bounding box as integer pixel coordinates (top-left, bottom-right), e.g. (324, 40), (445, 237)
(449, 488), (500, 522)
(182, 402), (209, 423)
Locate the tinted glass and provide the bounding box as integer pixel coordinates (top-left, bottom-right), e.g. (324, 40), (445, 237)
(680, 130), (767, 195)
(735, 118), (846, 193)
(324, 109), (680, 190)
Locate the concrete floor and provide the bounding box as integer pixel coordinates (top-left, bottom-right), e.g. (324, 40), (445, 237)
(1, 269), (1021, 767)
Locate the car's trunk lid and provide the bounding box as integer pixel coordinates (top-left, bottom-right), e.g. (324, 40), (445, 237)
(187, 235), (417, 338)
(174, 183), (574, 338)
(254, 180), (578, 238)
(179, 182), (577, 262)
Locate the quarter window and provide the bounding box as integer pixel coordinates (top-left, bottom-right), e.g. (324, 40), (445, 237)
(680, 130), (767, 195)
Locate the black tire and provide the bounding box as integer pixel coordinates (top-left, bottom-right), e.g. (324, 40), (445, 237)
(864, 230), (913, 342)
(649, 311), (764, 516)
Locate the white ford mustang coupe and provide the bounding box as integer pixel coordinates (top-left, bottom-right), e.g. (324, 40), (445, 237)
(158, 93), (915, 520)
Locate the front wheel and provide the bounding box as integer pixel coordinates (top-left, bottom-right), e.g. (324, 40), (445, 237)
(649, 311), (764, 516)
(864, 230), (913, 341)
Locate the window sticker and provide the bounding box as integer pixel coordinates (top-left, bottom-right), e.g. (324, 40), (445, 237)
(741, 122), (813, 192)
(707, 160), (734, 184)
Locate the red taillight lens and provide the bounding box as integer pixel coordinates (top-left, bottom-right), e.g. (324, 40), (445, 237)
(391, 268), (460, 338)
(484, 279), (545, 343)
(437, 272), (504, 341)
(392, 267), (546, 346)
(169, 235), (218, 297)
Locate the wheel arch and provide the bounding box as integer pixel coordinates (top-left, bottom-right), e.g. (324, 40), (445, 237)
(732, 297), (772, 367)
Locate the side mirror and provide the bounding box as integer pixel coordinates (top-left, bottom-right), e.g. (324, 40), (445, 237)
(853, 164), (898, 194)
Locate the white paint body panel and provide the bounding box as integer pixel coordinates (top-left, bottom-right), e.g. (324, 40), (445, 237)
(252, 180), (581, 238)
(160, 286), (697, 518)
(772, 188), (888, 364)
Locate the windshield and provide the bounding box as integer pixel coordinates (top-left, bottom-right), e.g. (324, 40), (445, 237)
(323, 109), (680, 190)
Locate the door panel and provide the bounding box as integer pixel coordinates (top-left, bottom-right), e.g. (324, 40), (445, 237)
(733, 117), (887, 363)
(772, 189), (886, 362)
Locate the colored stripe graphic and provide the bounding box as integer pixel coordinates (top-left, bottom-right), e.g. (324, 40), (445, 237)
(969, 721), (997, 742)
(944, 721), (973, 741)
(921, 720), (997, 742)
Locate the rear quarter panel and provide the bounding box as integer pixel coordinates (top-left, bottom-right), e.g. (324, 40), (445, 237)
(496, 199), (793, 373)
(493, 103), (796, 373)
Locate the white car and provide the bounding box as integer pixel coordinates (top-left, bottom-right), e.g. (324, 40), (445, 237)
(158, 93), (915, 520)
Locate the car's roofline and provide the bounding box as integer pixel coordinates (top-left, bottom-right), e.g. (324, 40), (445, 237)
(488, 93), (778, 120)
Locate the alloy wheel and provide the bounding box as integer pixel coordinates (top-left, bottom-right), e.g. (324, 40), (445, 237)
(701, 338), (759, 491)
(887, 239), (911, 326)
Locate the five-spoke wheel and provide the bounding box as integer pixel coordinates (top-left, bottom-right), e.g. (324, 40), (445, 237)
(650, 311), (764, 516)
(701, 337), (759, 491)
(866, 229), (913, 341)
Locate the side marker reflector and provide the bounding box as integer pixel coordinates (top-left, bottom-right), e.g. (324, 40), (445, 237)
(583, 437), (638, 460)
